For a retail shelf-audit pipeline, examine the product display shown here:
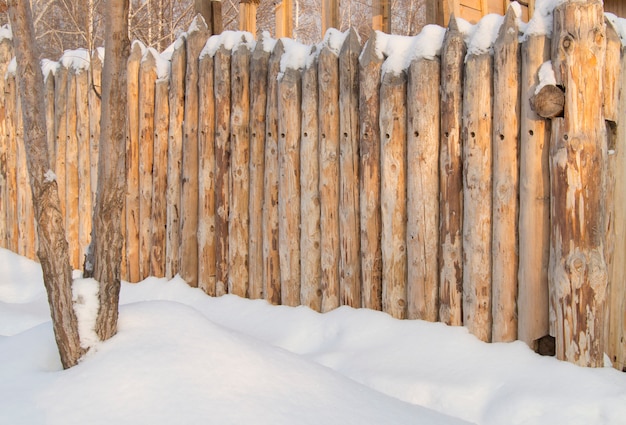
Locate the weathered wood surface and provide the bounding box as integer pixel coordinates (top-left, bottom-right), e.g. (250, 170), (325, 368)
(125, 41), (142, 282)
(44, 68), (55, 168)
(380, 70), (407, 320)
(462, 52), (493, 343)
(65, 67), (79, 268)
(407, 56), (440, 322)
(165, 37), (186, 279)
(300, 49), (322, 311)
(518, 34), (551, 347)
(491, 8), (520, 343)
(89, 50), (102, 211)
(138, 50), (156, 280)
(0, 39), (12, 248)
(278, 67), (301, 307)
(76, 67), (92, 267)
(339, 29), (361, 308)
(262, 41), (283, 305)
(5, 71), (18, 253)
(214, 45), (232, 296)
(549, 1), (608, 367)
(359, 32), (383, 312)
(319, 45), (341, 312)
(438, 17), (465, 326)
(229, 43), (251, 298)
(150, 77), (169, 278)
(248, 37), (270, 301)
(180, 20), (208, 288)
(53, 65), (68, 233)
(530, 84), (564, 119)
(198, 53), (216, 296)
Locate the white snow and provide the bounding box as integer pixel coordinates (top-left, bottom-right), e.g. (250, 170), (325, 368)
(261, 31), (278, 53)
(524, 0), (567, 38)
(466, 14), (505, 56)
(60, 48), (91, 71)
(201, 31), (255, 59)
(71, 278), (100, 350)
(0, 24), (12, 42)
(6, 56), (16, 76)
(535, 60), (557, 94)
(377, 25), (446, 75)
(43, 169), (57, 183)
(142, 47), (170, 79)
(606, 13), (626, 47)
(279, 37), (312, 75)
(1, 248), (625, 425)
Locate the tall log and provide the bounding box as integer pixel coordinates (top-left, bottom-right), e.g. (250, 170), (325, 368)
(165, 37), (186, 279)
(53, 64), (68, 233)
(278, 67), (302, 307)
(407, 56), (440, 321)
(5, 70), (18, 252)
(16, 80), (36, 259)
(138, 50), (157, 280)
(380, 70), (407, 320)
(518, 34), (551, 348)
(462, 51), (493, 342)
(89, 50), (102, 213)
(0, 38), (12, 248)
(65, 67), (79, 267)
(438, 17), (465, 326)
(214, 45), (232, 296)
(549, 0), (607, 367)
(491, 8), (520, 342)
(76, 66), (92, 266)
(262, 41), (284, 304)
(248, 37), (271, 300)
(339, 29), (361, 308)
(44, 68), (55, 167)
(125, 41), (143, 282)
(300, 49), (322, 311)
(150, 77), (169, 278)
(359, 32), (383, 311)
(229, 43), (251, 298)
(198, 52), (216, 296)
(318, 45), (340, 312)
(180, 19), (208, 288)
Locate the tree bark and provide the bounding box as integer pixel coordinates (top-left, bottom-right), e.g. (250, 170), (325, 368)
(7, 0), (84, 368)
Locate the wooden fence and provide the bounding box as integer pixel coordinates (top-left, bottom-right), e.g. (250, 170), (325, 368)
(0, 2), (624, 370)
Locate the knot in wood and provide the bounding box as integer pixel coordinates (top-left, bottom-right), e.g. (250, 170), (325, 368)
(562, 36), (573, 52)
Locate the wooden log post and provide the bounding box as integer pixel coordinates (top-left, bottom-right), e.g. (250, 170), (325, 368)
(517, 34), (551, 348)
(89, 50), (102, 213)
(125, 41), (143, 282)
(318, 45), (341, 312)
(549, 0), (608, 367)
(76, 65), (92, 267)
(150, 77), (170, 278)
(407, 55), (440, 322)
(239, 0), (259, 35)
(53, 64), (68, 234)
(491, 8), (520, 342)
(214, 44), (232, 296)
(278, 67), (302, 307)
(321, 0), (339, 35)
(229, 42), (251, 298)
(5, 68), (18, 253)
(462, 49), (493, 342)
(262, 40), (283, 304)
(44, 68), (55, 169)
(198, 52), (216, 296)
(180, 18), (208, 288)
(339, 29), (361, 308)
(359, 32), (383, 311)
(166, 37), (186, 279)
(248, 36), (271, 300)
(300, 47), (322, 311)
(438, 17), (465, 326)
(380, 70), (408, 320)
(65, 65), (80, 268)
(0, 38), (12, 248)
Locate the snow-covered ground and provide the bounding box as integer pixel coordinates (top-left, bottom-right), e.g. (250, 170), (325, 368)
(0, 247), (625, 425)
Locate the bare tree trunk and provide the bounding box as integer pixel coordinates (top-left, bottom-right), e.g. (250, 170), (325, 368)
(87, 0), (130, 342)
(7, 0), (84, 369)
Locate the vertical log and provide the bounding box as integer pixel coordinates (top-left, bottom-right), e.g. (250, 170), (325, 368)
(5, 69), (18, 252)
(462, 51), (493, 342)
(125, 41), (143, 282)
(407, 55), (440, 321)
(180, 19), (208, 288)
(274, 0), (293, 38)
(214, 44), (232, 296)
(150, 77), (169, 278)
(491, 8), (520, 342)
(248, 37), (271, 300)
(44, 69), (55, 167)
(89, 50), (102, 230)
(278, 67), (302, 307)
(229, 43), (251, 298)
(166, 37), (186, 279)
(76, 66), (92, 267)
(321, 0), (339, 35)
(54, 64), (68, 233)
(438, 17), (465, 326)
(339, 29), (361, 308)
(0, 39), (13, 248)
(65, 66), (79, 268)
(300, 49), (322, 311)
(262, 41), (283, 304)
(518, 34), (551, 347)
(198, 52), (216, 296)
(138, 50), (157, 280)
(380, 70), (408, 320)
(549, 1), (607, 367)
(318, 45), (340, 312)
(359, 32), (383, 311)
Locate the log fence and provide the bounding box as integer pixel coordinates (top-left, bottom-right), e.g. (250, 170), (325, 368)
(0, 2), (625, 370)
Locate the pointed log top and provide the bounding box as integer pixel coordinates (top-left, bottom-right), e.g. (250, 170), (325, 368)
(129, 40), (145, 61)
(272, 38), (286, 57)
(447, 14), (459, 32)
(496, 4), (520, 45)
(341, 28), (362, 55)
(360, 30), (383, 67)
(188, 13), (209, 35)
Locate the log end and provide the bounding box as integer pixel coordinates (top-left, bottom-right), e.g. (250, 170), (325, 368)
(530, 84), (564, 119)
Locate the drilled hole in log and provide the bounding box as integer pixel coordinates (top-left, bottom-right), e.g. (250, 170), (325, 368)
(343, 132), (348, 138)
(303, 132), (308, 137)
(529, 130), (534, 136)
(280, 133), (285, 138)
(444, 131), (449, 138)
(499, 134), (504, 141)
(414, 131), (419, 138)
(385, 133), (390, 139)
(470, 131), (476, 138)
